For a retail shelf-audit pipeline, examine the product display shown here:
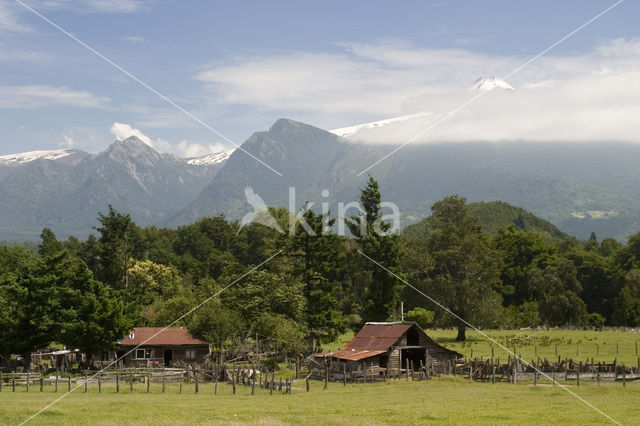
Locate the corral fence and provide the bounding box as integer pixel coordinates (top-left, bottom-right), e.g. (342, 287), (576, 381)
(461, 356), (640, 386)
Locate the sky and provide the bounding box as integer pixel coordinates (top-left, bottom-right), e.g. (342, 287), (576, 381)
(1, 0), (639, 157)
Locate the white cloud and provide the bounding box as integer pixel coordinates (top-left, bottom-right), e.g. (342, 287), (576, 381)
(120, 35), (148, 43)
(0, 85), (109, 109)
(62, 133), (75, 148)
(0, 2), (32, 33)
(194, 38), (640, 143)
(109, 122), (228, 158)
(31, 0), (155, 14)
(110, 122), (153, 145)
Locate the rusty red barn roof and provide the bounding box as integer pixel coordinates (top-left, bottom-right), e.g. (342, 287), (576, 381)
(317, 322), (462, 362)
(119, 327), (208, 346)
(344, 322), (413, 351)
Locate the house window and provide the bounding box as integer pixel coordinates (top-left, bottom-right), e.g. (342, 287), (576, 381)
(185, 349), (196, 360)
(135, 349), (146, 359)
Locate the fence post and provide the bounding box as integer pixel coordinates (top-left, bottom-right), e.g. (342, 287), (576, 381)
(162, 371), (166, 393)
(84, 372), (88, 393)
(40, 376), (43, 392)
(406, 359), (409, 381)
(55, 373), (58, 393)
(13, 377), (16, 392)
(26, 372), (30, 392)
(116, 373), (120, 393)
(251, 370), (255, 395)
(68, 376), (71, 392)
(129, 371), (133, 393)
(195, 370), (199, 394)
(306, 376), (310, 392)
(98, 374), (101, 393)
(491, 363), (495, 384)
(576, 368), (580, 387)
(324, 364), (329, 389)
(146, 372), (150, 393)
(425, 350), (430, 380)
(179, 374), (183, 394)
(623, 364), (626, 388)
(0, 372), (2, 392)
(343, 363), (347, 386)
(232, 369), (236, 395)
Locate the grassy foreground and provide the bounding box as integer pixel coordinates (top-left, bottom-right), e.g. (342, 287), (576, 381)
(1, 378), (639, 425)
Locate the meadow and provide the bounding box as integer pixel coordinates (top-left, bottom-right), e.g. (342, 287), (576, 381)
(3, 328), (640, 425)
(1, 377), (638, 425)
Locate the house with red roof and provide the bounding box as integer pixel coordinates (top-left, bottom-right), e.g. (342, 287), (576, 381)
(115, 327), (210, 367)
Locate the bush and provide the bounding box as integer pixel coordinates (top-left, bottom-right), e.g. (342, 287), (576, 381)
(586, 313), (606, 329)
(406, 308), (435, 328)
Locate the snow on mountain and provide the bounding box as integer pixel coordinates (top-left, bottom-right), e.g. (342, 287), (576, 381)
(0, 149), (89, 166)
(186, 149), (235, 166)
(331, 111), (431, 138)
(471, 76), (514, 91)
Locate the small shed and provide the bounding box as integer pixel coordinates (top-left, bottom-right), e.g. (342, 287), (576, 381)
(116, 327), (210, 367)
(316, 322), (462, 377)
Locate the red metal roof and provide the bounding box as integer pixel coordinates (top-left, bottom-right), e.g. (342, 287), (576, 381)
(320, 349), (387, 361)
(119, 327), (208, 346)
(344, 322), (413, 351)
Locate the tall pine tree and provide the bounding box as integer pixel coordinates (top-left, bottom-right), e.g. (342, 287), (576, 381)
(348, 176), (403, 323)
(290, 208), (346, 348)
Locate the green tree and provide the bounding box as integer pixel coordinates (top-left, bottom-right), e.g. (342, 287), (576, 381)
(347, 176), (403, 322)
(38, 228), (63, 257)
(189, 298), (244, 362)
(253, 312), (306, 360)
(422, 196), (503, 341)
(95, 205), (143, 289)
(613, 269), (640, 326)
(406, 307), (435, 329)
(58, 275), (131, 366)
(0, 248), (56, 368)
(290, 208), (346, 347)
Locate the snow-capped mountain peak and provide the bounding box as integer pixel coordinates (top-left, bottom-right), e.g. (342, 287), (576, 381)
(0, 149), (90, 166)
(186, 149), (235, 166)
(471, 76), (515, 91)
(331, 111), (431, 138)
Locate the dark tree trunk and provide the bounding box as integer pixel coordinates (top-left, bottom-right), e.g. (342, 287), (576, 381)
(456, 326), (466, 341)
(23, 352), (32, 370)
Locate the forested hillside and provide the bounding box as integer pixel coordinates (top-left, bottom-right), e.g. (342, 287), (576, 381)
(3, 179), (640, 367)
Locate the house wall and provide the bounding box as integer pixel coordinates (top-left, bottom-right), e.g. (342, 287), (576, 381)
(118, 345), (209, 367)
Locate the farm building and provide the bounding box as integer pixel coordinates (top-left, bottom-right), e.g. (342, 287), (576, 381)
(315, 322), (462, 378)
(114, 327), (210, 367)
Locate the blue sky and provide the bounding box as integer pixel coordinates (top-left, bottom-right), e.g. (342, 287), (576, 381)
(1, 0), (639, 156)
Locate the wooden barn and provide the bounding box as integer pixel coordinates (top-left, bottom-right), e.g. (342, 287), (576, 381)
(114, 327), (210, 367)
(315, 322), (462, 378)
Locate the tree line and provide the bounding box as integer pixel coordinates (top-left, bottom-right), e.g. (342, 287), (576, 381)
(2, 177), (640, 368)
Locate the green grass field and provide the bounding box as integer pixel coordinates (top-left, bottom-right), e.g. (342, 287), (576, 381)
(323, 329), (640, 365)
(3, 329), (640, 425)
(1, 378), (638, 425)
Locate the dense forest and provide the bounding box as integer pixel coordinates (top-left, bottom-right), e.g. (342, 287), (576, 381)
(2, 177), (640, 368)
